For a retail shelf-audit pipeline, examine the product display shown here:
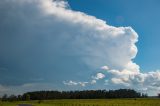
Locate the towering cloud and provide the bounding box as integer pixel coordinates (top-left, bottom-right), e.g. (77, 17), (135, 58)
(0, 0), (159, 96)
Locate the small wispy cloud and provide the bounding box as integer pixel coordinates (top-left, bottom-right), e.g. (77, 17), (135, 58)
(92, 73), (105, 80)
(101, 66), (109, 70)
(63, 81), (88, 87)
(91, 80), (97, 84)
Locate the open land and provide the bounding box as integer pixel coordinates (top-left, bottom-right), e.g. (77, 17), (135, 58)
(0, 99), (160, 106)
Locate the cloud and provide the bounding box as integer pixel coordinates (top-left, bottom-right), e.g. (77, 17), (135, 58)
(92, 73), (105, 80)
(0, 85), (9, 93)
(101, 66), (109, 70)
(0, 83), (60, 96)
(63, 81), (88, 87)
(0, 0), (159, 96)
(63, 72), (105, 86)
(103, 63), (160, 95)
(91, 80), (97, 84)
(79, 82), (89, 87)
(63, 81), (78, 86)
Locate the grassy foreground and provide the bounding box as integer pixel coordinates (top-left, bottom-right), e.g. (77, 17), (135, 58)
(0, 99), (160, 106)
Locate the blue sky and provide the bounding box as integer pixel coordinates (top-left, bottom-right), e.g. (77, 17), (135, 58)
(0, 0), (160, 96)
(67, 0), (160, 71)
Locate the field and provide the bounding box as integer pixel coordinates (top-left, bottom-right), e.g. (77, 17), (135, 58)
(0, 99), (160, 106)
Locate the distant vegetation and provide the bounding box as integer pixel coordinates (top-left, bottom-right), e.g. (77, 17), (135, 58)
(1, 89), (148, 101)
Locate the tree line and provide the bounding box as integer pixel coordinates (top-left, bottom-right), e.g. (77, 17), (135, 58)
(1, 89), (148, 101)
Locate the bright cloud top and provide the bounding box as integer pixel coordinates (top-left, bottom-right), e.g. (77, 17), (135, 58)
(0, 0), (159, 96)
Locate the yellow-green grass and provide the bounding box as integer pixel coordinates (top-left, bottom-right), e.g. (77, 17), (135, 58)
(0, 98), (160, 106)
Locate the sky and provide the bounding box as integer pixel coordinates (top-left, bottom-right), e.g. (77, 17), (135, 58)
(0, 0), (160, 96)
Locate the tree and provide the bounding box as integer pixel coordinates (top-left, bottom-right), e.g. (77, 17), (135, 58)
(8, 95), (17, 102)
(21, 89), (144, 100)
(26, 94), (30, 101)
(2, 94), (8, 101)
(17, 95), (22, 101)
(22, 94), (30, 101)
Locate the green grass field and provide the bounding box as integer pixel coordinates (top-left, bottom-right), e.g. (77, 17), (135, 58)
(0, 99), (160, 106)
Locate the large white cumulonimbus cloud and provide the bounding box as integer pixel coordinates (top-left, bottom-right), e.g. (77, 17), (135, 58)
(0, 0), (160, 95)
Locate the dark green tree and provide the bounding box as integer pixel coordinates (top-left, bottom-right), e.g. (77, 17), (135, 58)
(2, 94), (8, 101)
